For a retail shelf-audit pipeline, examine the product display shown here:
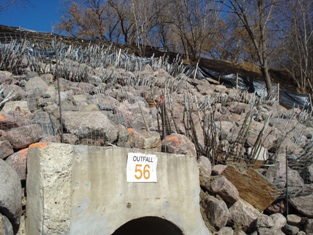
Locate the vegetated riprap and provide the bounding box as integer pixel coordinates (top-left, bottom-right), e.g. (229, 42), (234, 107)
(0, 37), (313, 235)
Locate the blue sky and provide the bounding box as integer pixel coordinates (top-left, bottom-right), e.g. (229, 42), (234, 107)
(0, 0), (64, 33)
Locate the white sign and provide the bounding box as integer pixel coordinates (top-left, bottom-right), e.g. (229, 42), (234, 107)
(127, 153), (158, 182)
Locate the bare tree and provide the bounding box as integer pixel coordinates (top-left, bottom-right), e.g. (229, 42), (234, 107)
(221, 0), (281, 97)
(164, 0), (221, 62)
(282, 0), (313, 92)
(56, 0), (108, 40)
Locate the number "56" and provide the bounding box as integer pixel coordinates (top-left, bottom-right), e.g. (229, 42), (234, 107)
(134, 164), (150, 179)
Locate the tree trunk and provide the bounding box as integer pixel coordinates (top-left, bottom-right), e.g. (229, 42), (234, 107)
(260, 64), (272, 98)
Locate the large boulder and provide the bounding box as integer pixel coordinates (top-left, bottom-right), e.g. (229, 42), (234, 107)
(289, 194), (313, 217)
(203, 194), (230, 229)
(228, 199), (261, 232)
(128, 128), (161, 150)
(0, 140), (14, 160)
(30, 111), (59, 136)
(210, 175), (239, 206)
(161, 133), (197, 157)
(270, 213), (287, 230)
(6, 124), (43, 149)
(5, 149), (28, 180)
(198, 156), (212, 189)
(2, 101), (31, 116)
(304, 219), (313, 234)
(62, 111), (119, 144)
(0, 160), (22, 233)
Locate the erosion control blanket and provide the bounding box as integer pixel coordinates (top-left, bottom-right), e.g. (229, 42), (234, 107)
(184, 65), (310, 109)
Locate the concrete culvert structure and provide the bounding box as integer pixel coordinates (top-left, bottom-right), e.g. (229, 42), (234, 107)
(112, 216), (184, 235)
(26, 143), (211, 235)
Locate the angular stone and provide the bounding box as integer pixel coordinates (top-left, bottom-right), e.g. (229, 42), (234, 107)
(222, 166), (281, 211)
(210, 175), (239, 206)
(25, 76), (49, 96)
(228, 199), (261, 232)
(203, 194), (229, 229)
(161, 133), (197, 157)
(304, 219), (313, 234)
(282, 224), (299, 235)
(217, 227), (233, 235)
(0, 114), (20, 130)
(307, 164), (313, 183)
(5, 148), (28, 180)
(198, 156), (212, 177)
(289, 194), (313, 217)
(256, 214), (274, 228)
(265, 200), (286, 214)
(6, 124), (43, 149)
(0, 160), (22, 233)
(0, 140), (14, 160)
(128, 128), (161, 150)
(212, 165), (227, 175)
(79, 104), (99, 112)
(2, 101), (31, 115)
(257, 227), (285, 235)
(270, 213), (286, 229)
(30, 111), (58, 136)
(62, 111), (119, 144)
(286, 214), (302, 226)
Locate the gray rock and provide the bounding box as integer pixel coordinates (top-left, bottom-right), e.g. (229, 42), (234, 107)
(304, 218), (313, 234)
(198, 156), (212, 176)
(40, 74), (54, 85)
(161, 133), (197, 157)
(25, 71), (39, 80)
(0, 214), (14, 235)
(5, 149), (28, 180)
(307, 163), (313, 183)
(2, 101), (31, 115)
(198, 156), (212, 187)
(270, 213), (286, 230)
(0, 140), (14, 160)
(210, 175), (240, 206)
(79, 104), (99, 112)
(6, 124), (43, 149)
(287, 214), (302, 226)
(296, 231), (306, 235)
(257, 227), (285, 235)
(217, 227), (233, 235)
(30, 111), (58, 136)
(128, 129), (161, 150)
(62, 111), (119, 144)
(203, 194), (229, 229)
(256, 214), (274, 228)
(1, 84), (27, 101)
(212, 165), (227, 175)
(265, 200), (286, 214)
(25, 77), (48, 97)
(228, 199), (261, 232)
(0, 160), (22, 233)
(62, 134), (78, 145)
(290, 194), (313, 217)
(282, 224), (299, 235)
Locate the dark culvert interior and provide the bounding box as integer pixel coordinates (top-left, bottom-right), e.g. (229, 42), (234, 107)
(111, 216), (184, 235)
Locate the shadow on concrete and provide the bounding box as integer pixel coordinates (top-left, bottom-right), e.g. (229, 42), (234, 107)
(111, 216), (184, 235)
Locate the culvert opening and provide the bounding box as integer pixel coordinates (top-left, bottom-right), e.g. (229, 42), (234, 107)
(111, 216), (184, 235)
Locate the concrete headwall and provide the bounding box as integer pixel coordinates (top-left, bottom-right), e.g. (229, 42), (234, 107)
(26, 142), (210, 235)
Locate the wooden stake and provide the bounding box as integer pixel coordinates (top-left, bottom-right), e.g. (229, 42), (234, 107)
(193, 62), (199, 80)
(236, 73), (238, 90)
(277, 83), (280, 104)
